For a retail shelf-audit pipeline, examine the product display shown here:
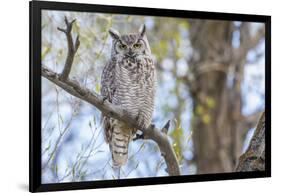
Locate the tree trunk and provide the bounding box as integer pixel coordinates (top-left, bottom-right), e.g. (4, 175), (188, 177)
(236, 112), (265, 171)
(187, 20), (263, 174)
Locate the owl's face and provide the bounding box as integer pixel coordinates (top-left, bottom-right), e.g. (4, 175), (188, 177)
(109, 25), (151, 58)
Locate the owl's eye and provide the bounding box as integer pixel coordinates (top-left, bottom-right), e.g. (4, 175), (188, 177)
(133, 43), (142, 49)
(119, 44), (127, 50)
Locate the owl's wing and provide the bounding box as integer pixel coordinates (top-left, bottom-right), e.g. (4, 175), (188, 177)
(101, 60), (116, 143)
(101, 63), (110, 102)
(101, 60), (116, 102)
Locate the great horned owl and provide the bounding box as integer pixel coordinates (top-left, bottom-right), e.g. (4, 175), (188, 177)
(101, 25), (156, 167)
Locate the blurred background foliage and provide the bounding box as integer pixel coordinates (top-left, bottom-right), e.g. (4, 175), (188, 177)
(41, 10), (265, 183)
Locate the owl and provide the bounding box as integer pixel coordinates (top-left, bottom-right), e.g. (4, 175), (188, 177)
(101, 24), (156, 167)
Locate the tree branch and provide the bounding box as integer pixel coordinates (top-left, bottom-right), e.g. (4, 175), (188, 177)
(236, 111), (265, 171)
(42, 18), (180, 176)
(57, 17), (80, 81)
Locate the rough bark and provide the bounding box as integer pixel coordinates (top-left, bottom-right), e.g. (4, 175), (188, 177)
(236, 112), (265, 171)
(42, 17), (180, 176)
(187, 20), (265, 174)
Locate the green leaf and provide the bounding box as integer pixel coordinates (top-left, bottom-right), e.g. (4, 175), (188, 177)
(55, 164), (58, 175)
(59, 114), (64, 124)
(206, 97), (216, 109)
(41, 46), (51, 60)
(195, 105), (204, 115)
(202, 114), (211, 124)
(95, 83), (101, 93)
(179, 21), (190, 29)
(170, 120), (184, 162)
(44, 140), (51, 152)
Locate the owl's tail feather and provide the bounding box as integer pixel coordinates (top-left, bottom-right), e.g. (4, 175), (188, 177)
(110, 127), (132, 167)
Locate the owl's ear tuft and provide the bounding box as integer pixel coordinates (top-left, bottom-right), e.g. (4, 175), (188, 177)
(139, 24), (146, 37)
(109, 28), (120, 40)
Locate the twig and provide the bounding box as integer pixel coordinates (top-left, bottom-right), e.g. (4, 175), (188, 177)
(42, 113), (74, 171)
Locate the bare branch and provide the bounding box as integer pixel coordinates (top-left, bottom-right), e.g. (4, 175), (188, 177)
(57, 16), (80, 81)
(42, 18), (180, 176)
(236, 112), (265, 171)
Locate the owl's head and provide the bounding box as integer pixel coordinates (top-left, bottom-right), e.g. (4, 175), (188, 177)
(109, 25), (151, 58)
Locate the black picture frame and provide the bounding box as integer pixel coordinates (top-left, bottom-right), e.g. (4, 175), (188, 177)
(29, 0), (271, 192)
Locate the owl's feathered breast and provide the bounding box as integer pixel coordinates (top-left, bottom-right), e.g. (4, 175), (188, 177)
(102, 55), (156, 115)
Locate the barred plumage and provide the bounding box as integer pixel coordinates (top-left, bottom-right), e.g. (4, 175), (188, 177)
(101, 25), (156, 167)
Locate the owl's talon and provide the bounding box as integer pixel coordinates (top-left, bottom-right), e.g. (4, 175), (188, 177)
(133, 133), (144, 141)
(102, 96), (108, 103)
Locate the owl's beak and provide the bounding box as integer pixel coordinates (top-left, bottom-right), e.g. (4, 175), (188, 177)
(126, 49), (136, 57)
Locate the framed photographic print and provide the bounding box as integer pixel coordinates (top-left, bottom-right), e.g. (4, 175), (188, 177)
(29, 0), (271, 192)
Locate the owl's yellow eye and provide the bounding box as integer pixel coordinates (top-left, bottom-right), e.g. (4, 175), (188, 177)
(133, 43), (141, 49)
(119, 44), (127, 49)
